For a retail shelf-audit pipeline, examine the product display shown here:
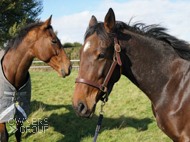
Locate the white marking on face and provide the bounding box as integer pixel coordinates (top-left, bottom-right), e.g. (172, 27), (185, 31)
(83, 41), (91, 52)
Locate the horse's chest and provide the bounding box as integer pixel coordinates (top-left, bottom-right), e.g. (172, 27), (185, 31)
(154, 107), (184, 140)
(0, 50), (31, 123)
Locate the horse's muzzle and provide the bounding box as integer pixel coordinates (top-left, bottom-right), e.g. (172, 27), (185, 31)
(72, 101), (96, 118)
(61, 65), (72, 78)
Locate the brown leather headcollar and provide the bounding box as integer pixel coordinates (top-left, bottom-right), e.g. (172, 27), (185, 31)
(75, 34), (122, 102)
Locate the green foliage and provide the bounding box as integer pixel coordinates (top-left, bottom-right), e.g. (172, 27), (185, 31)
(73, 42), (82, 47)
(64, 46), (81, 59)
(8, 16), (27, 37)
(6, 71), (171, 141)
(63, 42), (74, 48)
(0, 0), (43, 48)
(62, 42), (82, 48)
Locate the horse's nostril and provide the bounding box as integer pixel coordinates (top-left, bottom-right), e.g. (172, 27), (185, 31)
(60, 69), (66, 77)
(78, 103), (84, 112)
(68, 65), (72, 75)
(77, 102), (87, 115)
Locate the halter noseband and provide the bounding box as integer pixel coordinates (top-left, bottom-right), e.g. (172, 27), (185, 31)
(75, 34), (122, 102)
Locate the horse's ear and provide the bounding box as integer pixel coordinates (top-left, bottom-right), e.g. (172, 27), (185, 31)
(104, 8), (115, 32)
(40, 15), (52, 29)
(89, 16), (98, 27)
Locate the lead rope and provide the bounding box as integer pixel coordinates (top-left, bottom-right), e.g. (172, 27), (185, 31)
(93, 101), (105, 142)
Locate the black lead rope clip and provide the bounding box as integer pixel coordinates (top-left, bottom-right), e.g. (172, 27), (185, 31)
(93, 101), (105, 142)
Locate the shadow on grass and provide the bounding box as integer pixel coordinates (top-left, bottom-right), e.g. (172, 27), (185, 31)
(24, 101), (153, 142)
(29, 100), (65, 113)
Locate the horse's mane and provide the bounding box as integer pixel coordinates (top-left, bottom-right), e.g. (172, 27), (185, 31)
(85, 21), (190, 61)
(4, 22), (52, 54)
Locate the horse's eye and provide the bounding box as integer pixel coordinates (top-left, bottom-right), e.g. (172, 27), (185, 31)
(51, 39), (57, 44)
(97, 53), (106, 59)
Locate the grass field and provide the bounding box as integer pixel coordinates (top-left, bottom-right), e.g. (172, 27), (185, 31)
(6, 70), (171, 142)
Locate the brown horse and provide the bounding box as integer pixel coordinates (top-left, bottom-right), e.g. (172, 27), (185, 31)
(0, 16), (71, 142)
(72, 8), (190, 141)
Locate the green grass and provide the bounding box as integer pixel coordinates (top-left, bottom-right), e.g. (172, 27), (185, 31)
(6, 70), (171, 142)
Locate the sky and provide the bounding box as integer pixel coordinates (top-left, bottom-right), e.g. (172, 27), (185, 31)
(40, 0), (190, 44)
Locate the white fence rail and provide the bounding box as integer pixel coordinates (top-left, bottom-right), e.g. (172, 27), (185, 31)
(30, 60), (80, 69)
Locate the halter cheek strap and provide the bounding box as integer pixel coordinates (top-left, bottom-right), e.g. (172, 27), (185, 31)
(114, 36), (122, 66)
(75, 35), (122, 102)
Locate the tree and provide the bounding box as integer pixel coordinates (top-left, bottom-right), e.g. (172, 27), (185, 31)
(0, 0), (43, 48)
(62, 42), (83, 48)
(63, 42), (74, 48)
(73, 42), (82, 47)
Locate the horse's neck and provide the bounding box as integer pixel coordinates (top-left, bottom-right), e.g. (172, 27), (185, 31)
(121, 32), (183, 104)
(2, 44), (34, 89)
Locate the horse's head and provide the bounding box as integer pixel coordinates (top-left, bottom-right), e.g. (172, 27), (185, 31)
(72, 8), (121, 118)
(32, 16), (72, 77)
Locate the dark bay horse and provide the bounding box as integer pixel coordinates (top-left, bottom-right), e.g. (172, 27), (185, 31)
(0, 16), (71, 142)
(72, 8), (190, 141)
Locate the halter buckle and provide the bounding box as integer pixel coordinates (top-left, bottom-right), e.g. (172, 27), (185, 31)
(114, 44), (121, 52)
(100, 85), (107, 93)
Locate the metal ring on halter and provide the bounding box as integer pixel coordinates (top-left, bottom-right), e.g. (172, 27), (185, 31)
(114, 44), (121, 52)
(100, 85), (107, 93)
(101, 93), (108, 102)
